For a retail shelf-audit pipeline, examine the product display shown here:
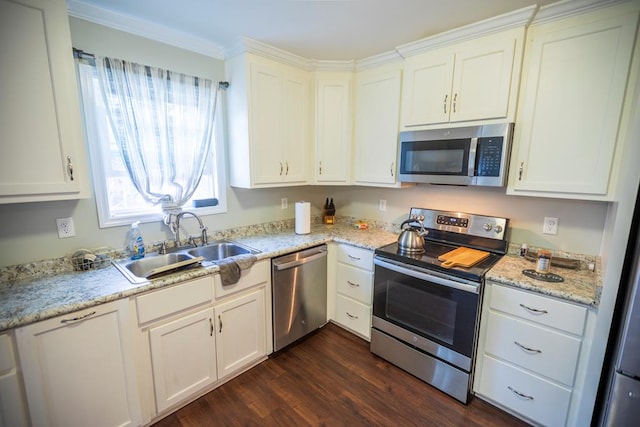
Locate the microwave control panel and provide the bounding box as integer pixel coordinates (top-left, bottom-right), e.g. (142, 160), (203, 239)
(476, 137), (504, 177)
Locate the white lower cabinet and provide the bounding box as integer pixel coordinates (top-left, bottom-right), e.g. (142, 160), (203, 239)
(0, 333), (29, 427)
(149, 307), (217, 412)
(15, 300), (141, 427)
(214, 288), (266, 378)
(474, 282), (588, 427)
(332, 244), (374, 339)
(136, 263), (270, 420)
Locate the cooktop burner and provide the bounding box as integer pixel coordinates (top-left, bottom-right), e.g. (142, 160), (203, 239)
(375, 207), (510, 282)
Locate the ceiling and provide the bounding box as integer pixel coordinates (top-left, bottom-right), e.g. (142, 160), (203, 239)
(68, 0), (557, 60)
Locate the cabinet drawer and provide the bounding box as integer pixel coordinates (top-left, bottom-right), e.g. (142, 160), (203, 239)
(335, 295), (371, 339)
(478, 355), (571, 427)
(136, 276), (214, 324)
(337, 244), (373, 271)
(336, 263), (373, 304)
(214, 259), (269, 299)
(490, 284), (587, 335)
(485, 311), (582, 386)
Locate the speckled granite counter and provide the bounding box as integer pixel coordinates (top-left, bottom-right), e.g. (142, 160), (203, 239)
(0, 219), (398, 332)
(486, 246), (602, 308)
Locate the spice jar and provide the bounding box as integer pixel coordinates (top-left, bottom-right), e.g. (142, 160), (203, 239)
(536, 249), (552, 273)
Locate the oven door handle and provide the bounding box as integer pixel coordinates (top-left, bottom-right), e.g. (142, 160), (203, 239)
(374, 257), (480, 294)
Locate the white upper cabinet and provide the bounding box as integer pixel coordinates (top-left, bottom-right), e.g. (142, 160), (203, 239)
(400, 28), (523, 129)
(508, 2), (640, 200)
(227, 53), (310, 188)
(0, 0), (89, 203)
(313, 72), (353, 185)
(353, 63), (404, 187)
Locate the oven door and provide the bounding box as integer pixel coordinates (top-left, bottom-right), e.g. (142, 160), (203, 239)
(398, 136), (476, 185)
(372, 257), (480, 371)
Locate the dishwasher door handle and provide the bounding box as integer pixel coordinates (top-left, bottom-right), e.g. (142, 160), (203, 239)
(273, 250), (327, 271)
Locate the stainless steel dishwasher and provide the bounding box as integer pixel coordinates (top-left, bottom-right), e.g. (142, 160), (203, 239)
(272, 245), (327, 351)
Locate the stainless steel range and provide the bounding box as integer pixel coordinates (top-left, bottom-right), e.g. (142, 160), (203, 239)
(371, 207), (509, 403)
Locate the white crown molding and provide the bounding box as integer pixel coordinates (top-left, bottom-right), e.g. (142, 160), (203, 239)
(355, 50), (403, 71)
(66, 0), (226, 59)
(310, 60), (356, 72)
(532, 0), (630, 25)
(396, 4), (538, 58)
(225, 37), (313, 70)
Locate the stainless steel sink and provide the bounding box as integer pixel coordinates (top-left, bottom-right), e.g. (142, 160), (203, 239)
(114, 253), (203, 283)
(113, 239), (260, 283)
(188, 241), (258, 261)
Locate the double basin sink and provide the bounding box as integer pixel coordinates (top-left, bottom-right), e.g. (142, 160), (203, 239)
(114, 240), (260, 284)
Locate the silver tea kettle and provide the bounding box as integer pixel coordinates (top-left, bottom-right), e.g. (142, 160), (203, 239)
(397, 215), (428, 253)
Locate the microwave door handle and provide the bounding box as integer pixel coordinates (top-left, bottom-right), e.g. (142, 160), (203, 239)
(468, 137), (478, 177)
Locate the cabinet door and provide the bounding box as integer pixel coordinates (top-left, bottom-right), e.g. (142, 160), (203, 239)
(249, 61), (284, 185)
(214, 288), (266, 378)
(149, 308), (217, 413)
(450, 38), (515, 123)
(401, 51), (454, 126)
(0, 0), (88, 203)
(353, 67), (403, 186)
(15, 301), (141, 427)
(315, 75), (352, 184)
(0, 333), (29, 427)
(282, 69), (310, 184)
(509, 7), (639, 198)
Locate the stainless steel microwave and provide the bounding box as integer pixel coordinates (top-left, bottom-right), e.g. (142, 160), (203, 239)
(398, 123), (514, 186)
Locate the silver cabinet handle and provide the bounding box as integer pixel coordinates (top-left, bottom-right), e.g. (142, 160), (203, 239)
(347, 280), (360, 287)
(390, 162), (394, 177)
(209, 318), (214, 336)
(514, 341), (542, 354)
(443, 94), (448, 114)
(508, 386), (534, 400)
(218, 315), (222, 333)
(347, 254), (361, 261)
(453, 93), (458, 113)
(519, 303), (548, 315)
(67, 155), (74, 181)
(346, 312), (358, 320)
(519, 161), (524, 181)
(319, 161), (322, 175)
(60, 310), (96, 324)
(279, 162), (283, 176)
(285, 162), (289, 175)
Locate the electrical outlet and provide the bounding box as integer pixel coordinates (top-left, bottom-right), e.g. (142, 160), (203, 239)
(56, 217), (76, 238)
(543, 217), (558, 235)
(281, 198), (288, 209)
(379, 200), (387, 211)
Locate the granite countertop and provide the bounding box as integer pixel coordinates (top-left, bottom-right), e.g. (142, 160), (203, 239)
(0, 218), (603, 333)
(486, 246), (602, 308)
(0, 219), (398, 332)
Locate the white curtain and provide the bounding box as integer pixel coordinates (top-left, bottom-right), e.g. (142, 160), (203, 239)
(95, 56), (218, 211)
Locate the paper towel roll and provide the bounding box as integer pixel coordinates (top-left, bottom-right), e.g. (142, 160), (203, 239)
(295, 201), (311, 234)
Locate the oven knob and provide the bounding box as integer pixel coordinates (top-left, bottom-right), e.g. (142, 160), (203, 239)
(483, 223), (493, 232)
(494, 225), (503, 233)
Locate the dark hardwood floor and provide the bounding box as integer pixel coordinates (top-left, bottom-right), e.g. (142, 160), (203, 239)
(154, 323), (529, 427)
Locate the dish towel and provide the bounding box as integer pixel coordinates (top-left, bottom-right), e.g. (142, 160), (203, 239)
(217, 254), (257, 286)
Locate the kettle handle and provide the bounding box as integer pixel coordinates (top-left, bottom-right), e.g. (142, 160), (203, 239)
(400, 219), (415, 229)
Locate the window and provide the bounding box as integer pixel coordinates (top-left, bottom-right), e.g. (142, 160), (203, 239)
(77, 60), (227, 228)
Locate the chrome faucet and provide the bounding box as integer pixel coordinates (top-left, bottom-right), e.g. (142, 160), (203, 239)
(174, 211), (208, 247)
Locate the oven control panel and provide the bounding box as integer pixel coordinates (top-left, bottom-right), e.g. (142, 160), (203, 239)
(436, 215), (469, 228)
(408, 207), (508, 241)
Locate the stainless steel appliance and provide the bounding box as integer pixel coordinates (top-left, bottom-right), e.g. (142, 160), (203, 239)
(272, 245), (327, 352)
(371, 208), (509, 403)
(398, 123), (514, 186)
(598, 188), (640, 426)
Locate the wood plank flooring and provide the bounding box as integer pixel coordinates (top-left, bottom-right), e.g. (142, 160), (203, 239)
(153, 323), (529, 427)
